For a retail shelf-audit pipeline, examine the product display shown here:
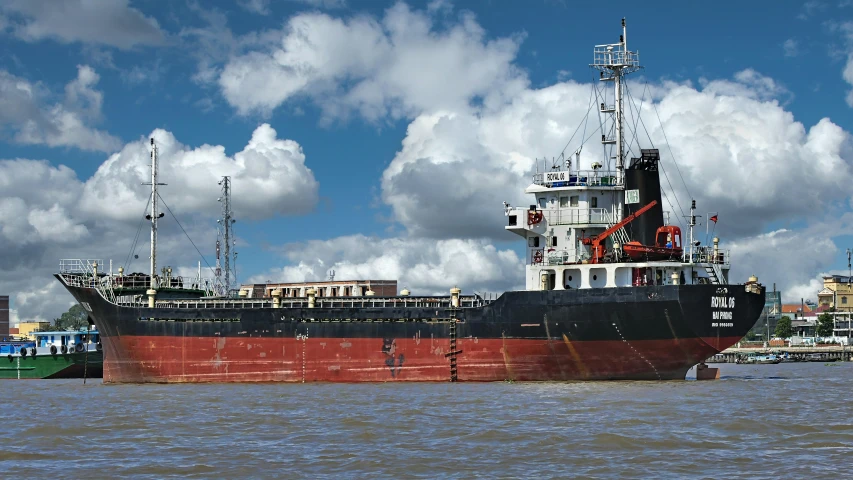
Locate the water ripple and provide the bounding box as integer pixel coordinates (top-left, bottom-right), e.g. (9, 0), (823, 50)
(1, 363), (852, 478)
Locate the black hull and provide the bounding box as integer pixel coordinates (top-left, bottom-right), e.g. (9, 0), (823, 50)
(58, 277), (764, 383)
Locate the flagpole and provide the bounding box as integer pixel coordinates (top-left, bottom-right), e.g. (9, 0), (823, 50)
(705, 212), (718, 248)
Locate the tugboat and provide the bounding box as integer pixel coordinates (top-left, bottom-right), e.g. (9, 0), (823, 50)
(54, 18), (765, 383)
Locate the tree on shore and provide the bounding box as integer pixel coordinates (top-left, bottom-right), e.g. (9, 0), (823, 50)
(816, 312), (835, 338)
(52, 304), (89, 331)
(774, 315), (793, 339)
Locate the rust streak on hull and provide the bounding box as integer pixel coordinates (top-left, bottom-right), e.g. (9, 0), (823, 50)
(100, 335), (745, 383)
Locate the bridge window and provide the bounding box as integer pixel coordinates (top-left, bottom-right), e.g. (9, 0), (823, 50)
(528, 237), (540, 247)
(560, 196), (569, 207)
(570, 196), (579, 207)
(538, 198), (546, 208)
(591, 197), (598, 208)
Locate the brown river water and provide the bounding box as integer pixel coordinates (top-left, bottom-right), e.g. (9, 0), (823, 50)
(1, 362), (851, 479)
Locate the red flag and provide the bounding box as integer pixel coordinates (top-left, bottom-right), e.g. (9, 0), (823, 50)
(710, 215), (718, 223)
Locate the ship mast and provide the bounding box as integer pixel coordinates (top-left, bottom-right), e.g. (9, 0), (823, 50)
(216, 176), (236, 294)
(144, 138), (165, 288)
(591, 18), (641, 186)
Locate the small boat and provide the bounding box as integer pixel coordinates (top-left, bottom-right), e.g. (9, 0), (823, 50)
(805, 353), (825, 362)
(622, 225), (684, 261)
(706, 353), (728, 363)
(778, 352), (798, 362)
(0, 330), (104, 379)
(736, 353), (782, 365)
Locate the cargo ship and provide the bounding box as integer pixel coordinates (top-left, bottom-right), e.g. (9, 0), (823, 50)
(55, 19), (764, 383)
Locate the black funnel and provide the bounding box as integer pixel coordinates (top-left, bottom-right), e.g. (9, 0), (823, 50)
(624, 149), (664, 245)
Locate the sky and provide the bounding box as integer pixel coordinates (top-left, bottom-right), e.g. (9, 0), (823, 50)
(2, 0), (853, 323)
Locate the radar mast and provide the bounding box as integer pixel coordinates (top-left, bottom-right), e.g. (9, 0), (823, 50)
(590, 17), (642, 186)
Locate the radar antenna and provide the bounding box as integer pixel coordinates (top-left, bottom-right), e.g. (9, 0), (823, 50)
(591, 17), (642, 186)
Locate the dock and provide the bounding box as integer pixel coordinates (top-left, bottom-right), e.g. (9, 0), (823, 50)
(708, 345), (853, 363)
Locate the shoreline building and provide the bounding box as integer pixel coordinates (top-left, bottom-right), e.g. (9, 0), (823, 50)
(17, 321), (51, 339)
(815, 276), (853, 340)
(0, 295), (8, 338)
(817, 275), (853, 312)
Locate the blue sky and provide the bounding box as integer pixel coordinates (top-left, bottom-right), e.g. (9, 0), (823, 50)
(2, 0), (853, 321)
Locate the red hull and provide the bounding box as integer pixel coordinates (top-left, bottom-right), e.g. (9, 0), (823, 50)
(101, 334), (743, 383)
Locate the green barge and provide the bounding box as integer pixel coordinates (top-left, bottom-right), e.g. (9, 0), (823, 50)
(1, 330), (103, 380)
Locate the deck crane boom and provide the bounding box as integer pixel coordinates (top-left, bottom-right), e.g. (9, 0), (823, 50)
(581, 200), (658, 263)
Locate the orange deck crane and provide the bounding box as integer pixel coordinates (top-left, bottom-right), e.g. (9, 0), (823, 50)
(580, 200), (658, 264)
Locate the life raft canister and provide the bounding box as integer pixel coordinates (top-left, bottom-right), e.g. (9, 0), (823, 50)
(533, 250), (544, 264)
(527, 210), (544, 225)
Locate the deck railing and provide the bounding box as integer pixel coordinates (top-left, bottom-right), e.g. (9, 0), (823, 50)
(115, 294), (494, 310)
(541, 208), (610, 225)
(532, 169), (621, 187)
(689, 246), (731, 266)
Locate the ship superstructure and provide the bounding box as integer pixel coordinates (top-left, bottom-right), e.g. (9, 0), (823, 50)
(54, 19), (765, 384)
(505, 19), (727, 293)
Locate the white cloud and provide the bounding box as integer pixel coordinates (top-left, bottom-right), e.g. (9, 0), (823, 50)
(727, 229), (839, 301)
(787, 277), (826, 305)
(845, 53), (853, 107)
(797, 0), (827, 20)
(0, 66), (121, 152)
(240, 0), (346, 16)
(179, 5), (280, 86)
(1, 125), (319, 322)
(252, 235), (523, 295)
(10, 280), (79, 324)
(0, 0), (167, 49)
(81, 123), (319, 221)
(218, 3), (527, 120)
(120, 60), (166, 86)
(700, 68), (792, 102)
(239, 0), (271, 15)
(64, 65), (103, 120)
(832, 21), (853, 107)
(380, 70), (852, 242)
(0, 158), (95, 323)
(0, 159), (88, 259)
(293, 0), (347, 8)
(783, 38), (799, 57)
